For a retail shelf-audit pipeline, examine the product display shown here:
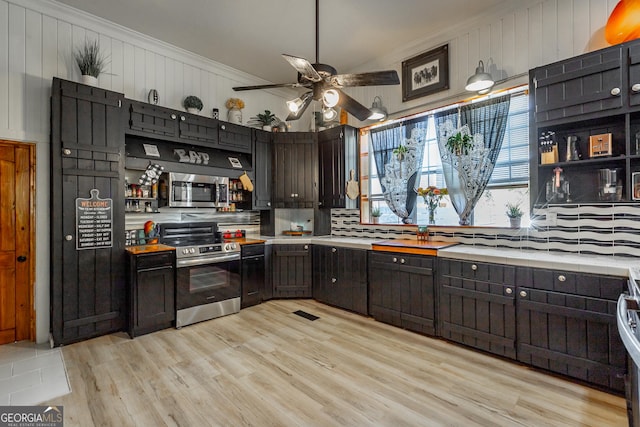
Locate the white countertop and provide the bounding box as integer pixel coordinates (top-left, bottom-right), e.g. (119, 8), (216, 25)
(258, 236), (640, 277)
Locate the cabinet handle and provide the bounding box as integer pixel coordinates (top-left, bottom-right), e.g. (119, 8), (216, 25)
(221, 124), (226, 130)
(331, 247), (336, 253)
(400, 258), (405, 264)
(267, 202), (271, 207)
(180, 115), (186, 121)
(170, 114), (177, 120)
(303, 245), (308, 250)
(610, 87), (621, 96)
(558, 275), (566, 282)
(471, 264), (478, 271)
(392, 257), (398, 263)
(65, 235), (73, 241)
(62, 148), (71, 155)
(331, 278), (336, 283)
(519, 290), (527, 298)
(633, 83), (640, 93)
(505, 287), (513, 295)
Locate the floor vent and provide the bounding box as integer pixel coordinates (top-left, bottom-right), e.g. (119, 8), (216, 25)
(293, 310), (319, 321)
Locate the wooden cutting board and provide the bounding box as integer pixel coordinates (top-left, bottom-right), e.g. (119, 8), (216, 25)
(282, 230), (312, 236)
(346, 169), (359, 200)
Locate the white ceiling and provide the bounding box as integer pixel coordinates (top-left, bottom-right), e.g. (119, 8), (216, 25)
(56, 0), (517, 85)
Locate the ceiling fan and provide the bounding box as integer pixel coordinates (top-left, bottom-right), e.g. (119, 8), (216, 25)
(232, 0), (399, 121)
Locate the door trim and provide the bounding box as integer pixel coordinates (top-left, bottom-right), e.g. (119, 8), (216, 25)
(0, 139), (36, 342)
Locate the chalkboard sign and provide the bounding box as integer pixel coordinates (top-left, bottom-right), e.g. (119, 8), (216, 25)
(76, 189), (113, 250)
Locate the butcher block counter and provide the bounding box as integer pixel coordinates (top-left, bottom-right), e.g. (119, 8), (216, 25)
(371, 240), (457, 256)
(125, 243), (175, 255)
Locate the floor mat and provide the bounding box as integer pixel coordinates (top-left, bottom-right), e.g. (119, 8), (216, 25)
(293, 310), (319, 321)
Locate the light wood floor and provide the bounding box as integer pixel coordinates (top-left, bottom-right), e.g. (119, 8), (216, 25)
(47, 300), (627, 426)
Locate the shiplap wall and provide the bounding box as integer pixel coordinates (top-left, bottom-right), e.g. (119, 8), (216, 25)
(347, 0), (620, 127)
(0, 0), (617, 343)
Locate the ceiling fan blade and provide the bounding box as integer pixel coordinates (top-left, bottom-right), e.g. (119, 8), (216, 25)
(330, 70), (400, 87)
(233, 82), (306, 91)
(336, 89), (372, 121)
(282, 54), (322, 82)
(285, 91), (313, 121)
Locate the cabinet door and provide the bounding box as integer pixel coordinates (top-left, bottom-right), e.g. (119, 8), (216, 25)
(532, 46), (623, 124)
(516, 267), (626, 392)
(629, 42), (640, 107)
(439, 259), (517, 359)
(50, 78), (126, 346)
(337, 247), (368, 315)
(241, 255), (264, 308)
(311, 245), (331, 303)
(272, 133), (316, 208)
(272, 244), (312, 298)
(134, 266), (175, 333)
(253, 130), (272, 209)
(178, 113), (219, 146)
(318, 129), (345, 208)
(368, 252), (402, 327)
(218, 122), (252, 153)
(398, 254), (435, 335)
(127, 100), (178, 140)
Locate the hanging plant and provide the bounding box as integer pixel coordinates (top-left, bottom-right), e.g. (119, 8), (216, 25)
(446, 132), (474, 155)
(393, 144), (408, 160)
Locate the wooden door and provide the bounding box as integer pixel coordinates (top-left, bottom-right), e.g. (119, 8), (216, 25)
(252, 131), (272, 209)
(0, 141), (35, 344)
(629, 42), (640, 107)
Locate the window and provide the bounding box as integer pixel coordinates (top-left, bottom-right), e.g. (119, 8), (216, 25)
(366, 89), (529, 226)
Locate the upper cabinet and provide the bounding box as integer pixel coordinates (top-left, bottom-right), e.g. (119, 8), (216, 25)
(272, 132), (317, 208)
(125, 100), (250, 153)
(529, 38), (640, 207)
(318, 125), (359, 209)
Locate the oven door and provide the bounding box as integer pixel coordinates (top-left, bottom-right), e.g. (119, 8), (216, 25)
(176, 254), (240, 310)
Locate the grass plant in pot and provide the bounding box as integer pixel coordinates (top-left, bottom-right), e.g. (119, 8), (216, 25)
(183, 96), (203, 114)
(371, 207), (382, 224)
(506, 202), (524, 228)
(74, 39), (108, 87)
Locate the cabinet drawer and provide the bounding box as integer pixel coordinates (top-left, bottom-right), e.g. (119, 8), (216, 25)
(516, 267), (625, 299)
(440, 259), (514, 284)
(135, 251), (174, 270)
(242, 244), (265, 257)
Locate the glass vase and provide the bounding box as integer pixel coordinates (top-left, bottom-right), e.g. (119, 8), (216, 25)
(428, 208), (436, 225)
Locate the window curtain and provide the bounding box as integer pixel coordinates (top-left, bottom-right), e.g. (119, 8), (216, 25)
(370, 118), (428, 223)
(435, 94), (511, 225)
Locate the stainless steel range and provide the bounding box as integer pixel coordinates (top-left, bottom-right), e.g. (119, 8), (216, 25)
(618, 267), (640, 427)
(158, 222), (240, 328)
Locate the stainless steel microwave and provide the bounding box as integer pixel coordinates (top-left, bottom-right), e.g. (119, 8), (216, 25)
(166, 172), (229, 208)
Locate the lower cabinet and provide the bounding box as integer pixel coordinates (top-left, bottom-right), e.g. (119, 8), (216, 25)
(272, 244), (312, 298)
(368, 251), (436, 335)
(241, 244), (265, 308)
(438, 259), (517, 359)
(312, 245), (368, 315)
(516, 267), (626, 392)
(127, 249), (176, 338)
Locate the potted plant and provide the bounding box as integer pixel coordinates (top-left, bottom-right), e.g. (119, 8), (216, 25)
(256, 110), (276, 130)
(506, 202), (524, 228)
(183, 96), (203, 114)
(371, 207), (382, 224)
(446, 132), (474, 156)
(393, 144), (408, 161)
(74, 39), (108, 86)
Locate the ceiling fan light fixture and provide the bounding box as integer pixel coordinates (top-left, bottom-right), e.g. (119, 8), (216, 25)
(287, 92), (313, 113)
(368, 96), (388, 121)
(465, 60), (495, 93)
(323, 89), (339, 108)
(322, 107), (337, 122)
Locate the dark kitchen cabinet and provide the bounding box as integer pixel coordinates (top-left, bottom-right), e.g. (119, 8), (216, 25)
(368, 251), (436, 335)
(438, 259), (517, 359)
(219, 122), (252, 153)
(127, 249), (175, 338)
(252, 129), (272, 210)
(272, 132), (317, 208)
(317, 125), (358, 209)
(272, 244), (312, 298)
(529, 38), (640, 207)
(50, 77), (126, 346)
(515, 267), (626, 392)
(241, 243), (265, 308)
(312, 245), (367, 315)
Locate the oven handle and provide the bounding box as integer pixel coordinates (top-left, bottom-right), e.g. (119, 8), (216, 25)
(176, 253), (240, 268)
